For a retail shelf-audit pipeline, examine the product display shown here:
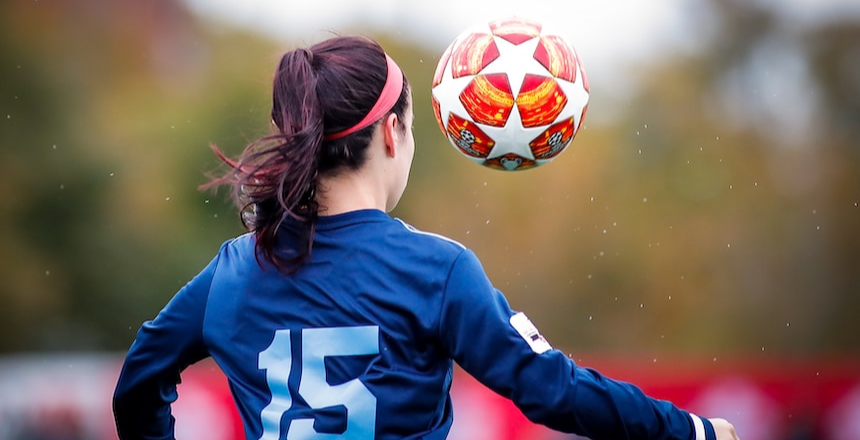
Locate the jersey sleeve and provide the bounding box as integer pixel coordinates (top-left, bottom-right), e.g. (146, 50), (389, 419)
(112, 244), (223, 440)
(438, 249), (716, 440)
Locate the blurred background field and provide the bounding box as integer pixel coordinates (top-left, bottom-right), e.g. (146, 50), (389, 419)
(1, 0), (858, 439)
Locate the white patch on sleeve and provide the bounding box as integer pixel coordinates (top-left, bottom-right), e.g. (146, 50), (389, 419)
(509, 312), (552, 354)
(690, 413), (706, 440)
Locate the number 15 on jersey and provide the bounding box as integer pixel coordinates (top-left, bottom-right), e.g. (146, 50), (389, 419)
(258, 326), (380, 440)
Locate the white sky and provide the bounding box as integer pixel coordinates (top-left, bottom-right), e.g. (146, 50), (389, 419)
(181, 0), (860, 98)
(181, 1), (683, 85)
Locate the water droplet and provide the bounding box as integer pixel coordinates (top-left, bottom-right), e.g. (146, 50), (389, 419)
(52, 144), (57, 149)
(59, 184), (64, 190)
(642, 197), (648, 203)
(587, 274), (592, 280)
(204, 199), (210, 204)
(588, 316), (593, 321)
(653, 358), (657, 363)
(786, 322), (790, 327)
(165, 197), (171, 201)
(668, 295), (672, 300)
(639, 303), (644, 308)
(45, 270), (50, 276)
(109, 172), (115, 177)
(713, 357), (718, 362)
(485, 220), (490, 225)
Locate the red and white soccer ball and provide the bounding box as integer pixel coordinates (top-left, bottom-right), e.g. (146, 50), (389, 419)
(431, 17), (589, 171)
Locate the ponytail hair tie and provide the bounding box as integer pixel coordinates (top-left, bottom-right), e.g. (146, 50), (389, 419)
(324, 54), (403, 141)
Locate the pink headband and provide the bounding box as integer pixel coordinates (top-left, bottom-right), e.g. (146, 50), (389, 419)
(324, 54), (404, 141)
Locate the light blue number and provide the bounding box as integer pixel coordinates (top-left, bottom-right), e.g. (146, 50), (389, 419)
(258, 326), (379, 440)
(259, 330), (294, 440)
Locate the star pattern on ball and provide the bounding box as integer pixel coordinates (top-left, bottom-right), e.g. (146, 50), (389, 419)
(431, 19), (589, 171)
(479, 36), (570, 161)
(478, 36), (546, 96)
(553, 62), (589, 125)
(430, 48), (473, 138)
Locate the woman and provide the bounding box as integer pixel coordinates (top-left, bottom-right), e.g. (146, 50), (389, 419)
(113, 35), (740, 440)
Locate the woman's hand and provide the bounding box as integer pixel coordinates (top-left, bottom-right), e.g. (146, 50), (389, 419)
(709, 418), (740, 440)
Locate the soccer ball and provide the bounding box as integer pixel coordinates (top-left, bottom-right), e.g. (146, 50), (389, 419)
(431, 17), (589, 171)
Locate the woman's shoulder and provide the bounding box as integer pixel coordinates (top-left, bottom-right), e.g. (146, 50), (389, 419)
(213, 232), (256, 263)
(391, 218), (466, 252)
(223, 232), (255, 248)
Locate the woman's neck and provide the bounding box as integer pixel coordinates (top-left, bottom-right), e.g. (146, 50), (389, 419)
(315, 169), (388, 216)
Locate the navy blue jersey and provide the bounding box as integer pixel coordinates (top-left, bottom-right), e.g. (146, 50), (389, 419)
(114, 209), (715, 440)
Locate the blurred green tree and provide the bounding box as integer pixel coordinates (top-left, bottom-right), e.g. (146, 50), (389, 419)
(0, 0), (856, 358)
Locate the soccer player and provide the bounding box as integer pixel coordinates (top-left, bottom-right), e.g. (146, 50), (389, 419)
(113, 35), (740, 440)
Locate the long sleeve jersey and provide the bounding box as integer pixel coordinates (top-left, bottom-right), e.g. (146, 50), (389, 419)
(113, 209), (715, 440)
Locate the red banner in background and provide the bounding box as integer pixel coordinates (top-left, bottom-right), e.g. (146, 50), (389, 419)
(0, 354), (857, 440)
(579, 355), (860, 440)
(450, 354), (860, 440)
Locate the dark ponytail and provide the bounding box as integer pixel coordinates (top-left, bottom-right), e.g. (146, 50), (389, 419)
(203, 36), (410, 273)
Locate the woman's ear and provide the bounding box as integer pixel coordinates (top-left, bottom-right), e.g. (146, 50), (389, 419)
(382, 113), (399, 158)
